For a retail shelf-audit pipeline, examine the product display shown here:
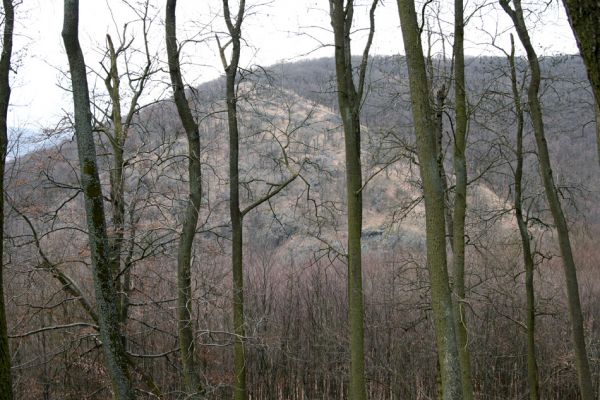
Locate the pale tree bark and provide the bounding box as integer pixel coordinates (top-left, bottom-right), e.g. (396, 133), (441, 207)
(451, 1), (474, 398)
(500, 1), (595, 399)
(395, 1), (463, 399)
(0, 1), (14, 398)
(561, 0), (600, 168)
(507, 33), (540, 400)
(61, 1), (134, 399)
(165, 0), (203, 396)
(328, 1), (377, 399)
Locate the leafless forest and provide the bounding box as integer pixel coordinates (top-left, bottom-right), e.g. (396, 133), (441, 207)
(1, 0), (600, 399)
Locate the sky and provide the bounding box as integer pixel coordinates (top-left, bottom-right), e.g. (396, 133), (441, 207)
(8, 0), (579, 133)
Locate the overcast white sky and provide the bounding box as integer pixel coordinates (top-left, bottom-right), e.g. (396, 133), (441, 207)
(8, 0), (579, 132)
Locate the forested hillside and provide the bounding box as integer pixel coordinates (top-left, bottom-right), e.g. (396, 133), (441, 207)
(2, 1), (600, 400)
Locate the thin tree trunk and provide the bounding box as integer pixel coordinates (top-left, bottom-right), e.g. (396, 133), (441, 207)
(0, 1), (14, 398)
(561, 0), (600, 168)
(165, 0), (203, 396)
(433, 86), (454, 245)
(227, 51), (246, 400)
(395, 1), (463, 399)
(451, 1), (474, 398)
(61, 1), (134, 398)
(500, 1), (595, 398)
(507, 33), (540, 400)
(328, 1), (377, 398)
(221, 2), (246, 398)
(104, 34), (128, 329)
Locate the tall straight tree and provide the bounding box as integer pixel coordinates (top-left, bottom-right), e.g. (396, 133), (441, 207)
(500, 1), (595, 399)
(61, 1), (134, 399)
(451, 0), (474, 398)
(506, 33), (540, 400)
(220, 2), (246, 398)
(0, 1), (14, 398)
(165, 0), (203, 396)
(218, 2), (300, 398)
(395, 0), (463, 399)
(328, 1), (377, 399)
(561, 0), (600, 167)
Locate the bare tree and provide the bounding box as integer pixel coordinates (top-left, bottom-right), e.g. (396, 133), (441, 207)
(0, 1), (14, 398)
(217, 2), (302, 398)
(165, 0), (204, 396)
(451, 1), (474, 398)
(395, 0), (463, 398)
(327, 1), (377, 399)
(506, 33), (540, 400)
(499, 1), (595, 398)
(99, 0), (155, 330)
(61, 1), (134, 398)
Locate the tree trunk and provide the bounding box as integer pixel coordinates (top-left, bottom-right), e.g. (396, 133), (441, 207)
(500, 1), (595, 398)
(507, 34), (540, 400)
(165, 0), (203, 396)
(226, 50), (246, 400)
(328, 1), (377, 398)
(61, 1), (134, 399)
(451, 1), (474, 398)
(221, 2), (246, 398)
(395, 1), (463, 399)
(104, 34), (128, 329)
(561, 0), (600, 168)
(0, 1), (14, 398)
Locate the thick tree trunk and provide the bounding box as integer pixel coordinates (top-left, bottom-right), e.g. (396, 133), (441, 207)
(61, 1), (134, 399)
(165, 0), (203, 397)
(500, 1), (595, 399)
(395, 1), (463, 399)
(0, 1), (14, 398)
(451, 1), (474, 398)
(507, 34), (540, 400)
(561, 0), (600, 168)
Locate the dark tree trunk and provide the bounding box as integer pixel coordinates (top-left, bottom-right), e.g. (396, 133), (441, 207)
(507, 34), (540, 400)
(0, 1), (14, 398)
(221, 2), (246, 398)
(561, 0), (600, 168)
(165, 0), (203, 396)
(61, 1), (134, 398)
